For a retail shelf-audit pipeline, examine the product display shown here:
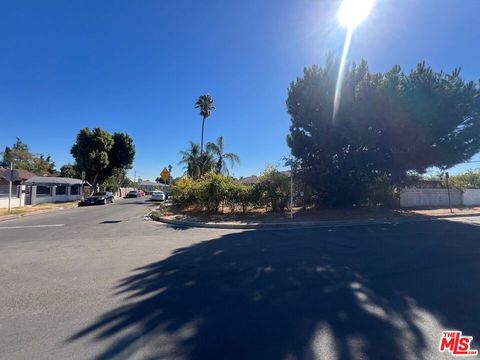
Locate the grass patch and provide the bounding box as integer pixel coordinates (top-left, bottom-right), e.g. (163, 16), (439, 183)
(0, 201), (78, 217)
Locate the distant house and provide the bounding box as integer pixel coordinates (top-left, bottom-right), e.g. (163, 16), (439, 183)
(0, 168), (39, 208)
(236, 171), (291, 185)
(0, 168), (37, 186)
(236, 175), (258, 185)
(24, 176), (86, 205)
(138, 179), (170, 194)
(0, 169), (90, 208)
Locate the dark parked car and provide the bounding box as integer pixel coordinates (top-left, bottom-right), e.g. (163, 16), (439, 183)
(125, 190), (140, 198)
(79, 192), (114, 206)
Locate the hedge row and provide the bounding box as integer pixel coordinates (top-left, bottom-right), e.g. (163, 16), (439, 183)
(172, 170), (290, 213)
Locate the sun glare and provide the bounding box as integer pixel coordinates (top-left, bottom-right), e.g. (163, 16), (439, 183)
(333, 0), (375, 121)
(337, 0), (375, 30)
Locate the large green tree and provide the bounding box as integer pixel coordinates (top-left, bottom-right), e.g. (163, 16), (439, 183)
(287, 56), (480, 206)
(103, 168), (132, 192)
(60, 164), (79, 178)
(206, 136), (240, 175)
(71, 128), (135, 191)
(2, 138), (56, 174)
(449, 169), (480, 188)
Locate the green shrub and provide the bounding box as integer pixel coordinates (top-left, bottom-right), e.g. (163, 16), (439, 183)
(172, 177), (197, 206)
(172, 170), (293, 213)
(197, 173), (231, 212)
(225, 182), (253, 213)
(173, 175), (256, 213)
(254, 167), (290, 212)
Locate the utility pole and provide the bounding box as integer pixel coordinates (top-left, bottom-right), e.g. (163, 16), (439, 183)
(81, 171), (86, 201)
(8, 162), (13, 213)
(446, 172), (452, 214)
(290, 157), (294, 219)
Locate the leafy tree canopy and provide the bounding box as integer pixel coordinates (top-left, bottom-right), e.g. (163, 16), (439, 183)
(60, 164), (80, 178)
(2, 138), (56, 174)
(449, 169), (480, 188)
(287, 55), (480, 206)
(103, 168), (133, 192)
(71, 128), (135, 190)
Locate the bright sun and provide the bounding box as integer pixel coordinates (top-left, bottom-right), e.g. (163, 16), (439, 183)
(337, 0), (375, 30)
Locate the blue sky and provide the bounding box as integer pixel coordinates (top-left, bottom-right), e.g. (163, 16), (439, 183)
(1, 0), (479, 180)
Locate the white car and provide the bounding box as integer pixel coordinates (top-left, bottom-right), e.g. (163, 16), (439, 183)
(151, 190), (165, 201)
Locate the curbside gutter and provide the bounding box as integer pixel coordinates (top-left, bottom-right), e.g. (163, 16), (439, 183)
(149, 212), (480, 230)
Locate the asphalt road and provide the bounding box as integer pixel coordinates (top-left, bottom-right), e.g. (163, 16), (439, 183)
(1, 199), (479, 360)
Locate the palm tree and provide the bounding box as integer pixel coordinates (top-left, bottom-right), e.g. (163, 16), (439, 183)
(206, 136), (240, 175)
(179, 141), (201, 179)
(195, 94), (215, 159)
(179, 141), (214, 179)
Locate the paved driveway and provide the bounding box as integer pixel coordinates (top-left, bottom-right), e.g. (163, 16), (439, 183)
(1, 199), (479, 359)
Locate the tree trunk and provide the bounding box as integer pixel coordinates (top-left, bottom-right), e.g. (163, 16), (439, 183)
(200, 117), (206, 157)
(91, 172), (100, 195)
(200, 117), (206, 176)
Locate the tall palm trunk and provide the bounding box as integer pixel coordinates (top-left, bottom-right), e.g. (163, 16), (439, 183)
(200, 116), (206, 175)
(200, 116), (206, 157)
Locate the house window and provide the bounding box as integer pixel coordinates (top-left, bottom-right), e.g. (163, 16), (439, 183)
(56, 186), (67, 195)
(36, 186), (51, 197)
(70, 185), (80, 195)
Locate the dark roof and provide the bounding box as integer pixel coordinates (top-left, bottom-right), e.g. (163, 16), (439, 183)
(0, 168), (38, 182)
(24, 176), (86, 186)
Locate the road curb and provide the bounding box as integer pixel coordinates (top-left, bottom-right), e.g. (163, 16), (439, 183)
(149, 212), (480, 230)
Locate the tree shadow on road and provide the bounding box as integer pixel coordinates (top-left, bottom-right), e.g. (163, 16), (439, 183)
(66, 220), (480, 359)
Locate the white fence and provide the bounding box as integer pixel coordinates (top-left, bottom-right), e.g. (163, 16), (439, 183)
(400, 188), (480, 208)
(0, 197), (21, 209)
(0, 185), (25, 209)
(463, 189), (480, 206)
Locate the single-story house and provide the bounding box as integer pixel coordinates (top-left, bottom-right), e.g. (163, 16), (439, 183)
(236, 171), (291, 185)
(138, 179), (170, 194)
(0, 168), (39, 208)
(236, 175), (259, 185)
(24, 176), (87, 205)
(0, 168), (38, 186)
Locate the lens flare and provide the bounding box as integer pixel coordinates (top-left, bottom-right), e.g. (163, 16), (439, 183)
(333, 29), (353, 121)
(333, 0), (374, 121)
(338, 0), (375, 30)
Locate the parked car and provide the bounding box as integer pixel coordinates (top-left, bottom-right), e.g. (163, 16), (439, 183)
(125, 190), (140, 198)
(151, 190), (165, 201)
(79, 191), (114, 206)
